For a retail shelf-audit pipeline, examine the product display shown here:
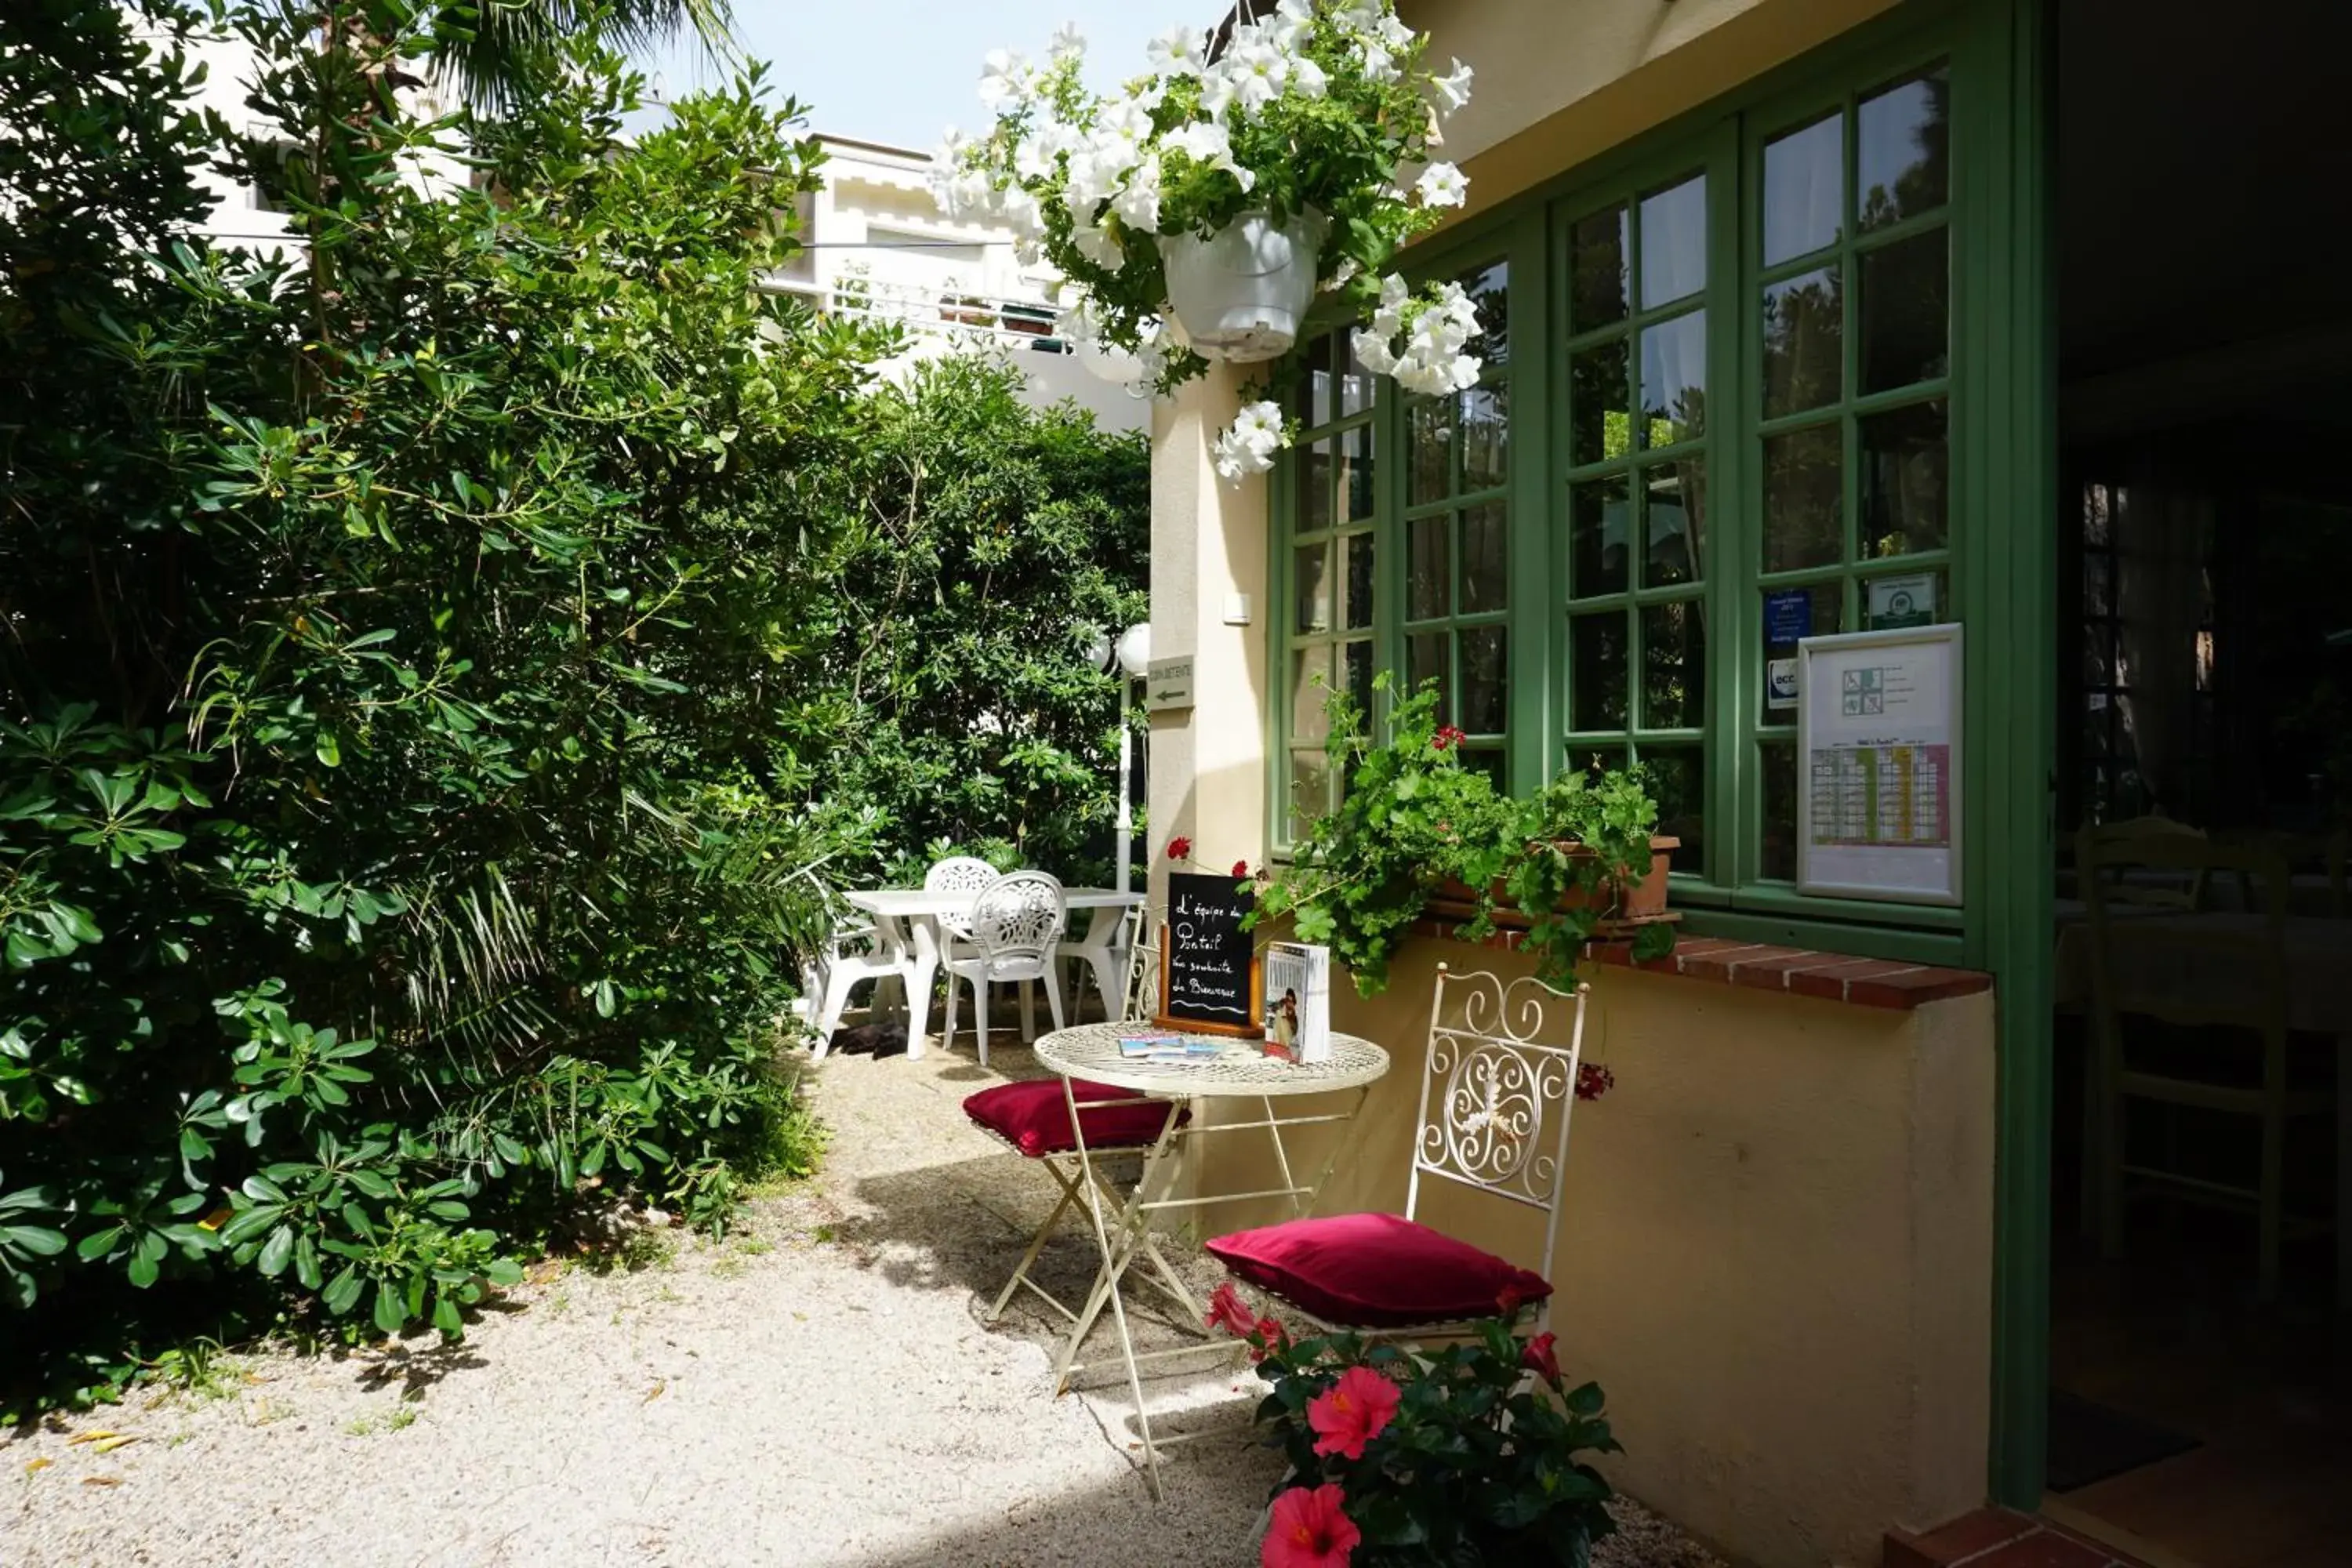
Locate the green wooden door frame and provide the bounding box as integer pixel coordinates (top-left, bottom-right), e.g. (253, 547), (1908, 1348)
(1259, 0), (2060, 1511)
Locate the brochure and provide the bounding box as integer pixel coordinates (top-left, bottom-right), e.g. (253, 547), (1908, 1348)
(1261, 942), (1332, 1065)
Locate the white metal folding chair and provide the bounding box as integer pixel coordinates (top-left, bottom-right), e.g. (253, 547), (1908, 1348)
(1205, 965), (1590, 1341)
(941, 871), (1069, 1067)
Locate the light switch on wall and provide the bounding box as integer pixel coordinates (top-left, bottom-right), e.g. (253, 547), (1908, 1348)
(1221, 593), (1252, 626)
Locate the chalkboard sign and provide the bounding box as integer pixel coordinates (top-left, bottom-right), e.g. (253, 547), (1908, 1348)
(1156, 872), (1261, 1037)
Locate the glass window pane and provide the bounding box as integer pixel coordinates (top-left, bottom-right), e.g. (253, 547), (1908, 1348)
(1461, 626), (1508, 735)
(1762, 422), (1844, 573)
(1570, 337), (1632, 466)
(1858, 67), (1950, 230)
(1461, 502), (1508, 615)
(1644, 460), (1706, 588)
(1301, 437), (1333, 532)
(1860, 400), (1948, 557)
(1570, 611), (1629, 732)
(1340, 423), (1376, 522)
(1294, 543), (1331, 634)
(1459, 747), (1506, 793)
(1302, 332), (1333, 426)
(1640, 746), (1705, 863)
(1340, 328), (1377, 416)
(1343, 638), (1374, 721)
(1409, 397), (1452, 505)
(1290, 749), (1332, 840)
(1639, 174), (1707, 307)
(1639, 310), (1707, 448)
(1640, 600), (1706, 729)
(1759, 742), (1798, 880)
(1407, 632), (1450, 720)
(1342, 532), (1374, 630)
(1290, 644), (1335, 742)
(1461, 383), (1509, 492)
(1764, 112), (1843, 265)
(1762, 265), (1842, 419)
(1571, 745), (1631, 782)
(1461, 259), (1509, 367)
(1570, 475), (1631, 600)
(1860, 227), (1949, 392)
(1406, 514), (1450, 622)
(2082, 550), (2111, 618)
(1759, 583), (1842, 718)
(1570, 204), (1629, 330)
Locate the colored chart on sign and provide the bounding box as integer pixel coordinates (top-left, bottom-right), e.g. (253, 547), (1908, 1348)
(1808, 742), (1951, 848)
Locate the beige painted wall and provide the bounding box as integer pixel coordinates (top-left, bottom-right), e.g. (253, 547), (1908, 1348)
(1175, 944), (1994, 1568)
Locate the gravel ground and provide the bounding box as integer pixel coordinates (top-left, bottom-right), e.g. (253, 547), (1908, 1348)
(2, 1032), (1726, 1568)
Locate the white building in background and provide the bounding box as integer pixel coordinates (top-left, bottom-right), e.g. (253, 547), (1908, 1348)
(764, 135), (1149, 435)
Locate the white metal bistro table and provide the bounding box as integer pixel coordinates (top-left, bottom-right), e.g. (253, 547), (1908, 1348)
(1029, 1022), (1391, 1499)
(842, 887), (1143, 1059)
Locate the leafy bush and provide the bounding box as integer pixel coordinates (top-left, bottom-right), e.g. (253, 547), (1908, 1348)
(1, 0), (898, 1392)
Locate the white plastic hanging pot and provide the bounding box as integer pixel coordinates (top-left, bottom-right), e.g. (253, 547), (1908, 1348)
(1160, 208), (1324, 363)
(1076, 336), (1142, 384)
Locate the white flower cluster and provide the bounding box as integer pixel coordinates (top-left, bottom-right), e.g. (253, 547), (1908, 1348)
(1213, 401), (1288, 482)
(1353, 274), (1486, 396)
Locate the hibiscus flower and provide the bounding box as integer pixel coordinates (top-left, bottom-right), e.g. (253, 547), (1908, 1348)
(1522, 1330), (1561, 1385)
(1261, 1484), (1359, 1568)
(1306, 1365), (1401, 1461)
(1206, 1279), (1257, 1338)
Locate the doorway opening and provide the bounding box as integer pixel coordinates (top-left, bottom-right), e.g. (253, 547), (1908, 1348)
(2048, 2), (2352, 1561)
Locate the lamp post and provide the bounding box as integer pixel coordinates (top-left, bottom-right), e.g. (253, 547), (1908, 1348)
(1089, 622), (1152, 891)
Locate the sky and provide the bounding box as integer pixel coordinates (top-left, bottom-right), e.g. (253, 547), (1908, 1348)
(630, 2), (1178, 153)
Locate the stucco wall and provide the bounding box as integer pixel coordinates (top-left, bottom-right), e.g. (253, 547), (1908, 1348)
(1176, 944), (1995, 1568)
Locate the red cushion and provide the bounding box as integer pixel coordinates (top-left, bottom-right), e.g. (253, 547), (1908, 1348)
(964, 1078), (1176, 1157)
(1204, 1212), (1552, 1328)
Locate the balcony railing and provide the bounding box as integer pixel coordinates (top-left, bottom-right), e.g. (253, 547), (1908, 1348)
(760, 274), (1070, 354)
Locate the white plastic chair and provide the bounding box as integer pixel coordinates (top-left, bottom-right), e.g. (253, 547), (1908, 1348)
(926, 855), (999, 962)
(800, 891), (906, 1058)
(1059, 902), (1146, 1023)
(941, 871), (1069, 1067)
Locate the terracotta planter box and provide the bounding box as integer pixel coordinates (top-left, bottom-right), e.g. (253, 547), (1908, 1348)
(1425, 836), (1680, 931)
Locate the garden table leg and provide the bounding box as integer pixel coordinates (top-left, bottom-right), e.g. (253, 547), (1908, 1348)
(902, 916), (939, 1060)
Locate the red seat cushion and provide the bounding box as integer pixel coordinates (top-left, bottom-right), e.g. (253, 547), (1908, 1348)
(963, 1078), (1176, 1157)
(1204, 1212), (1552, 1328)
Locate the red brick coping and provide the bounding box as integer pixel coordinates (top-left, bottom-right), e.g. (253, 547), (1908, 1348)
(1406, 924), (1993, 1011)
(1885, 1508), (2155, 1568)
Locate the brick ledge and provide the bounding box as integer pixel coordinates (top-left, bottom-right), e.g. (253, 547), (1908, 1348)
(1403, 924), (1992, 1011)
(1886, 1508), (2157, 1567)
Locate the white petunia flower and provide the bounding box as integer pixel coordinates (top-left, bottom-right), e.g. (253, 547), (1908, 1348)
(978, 49), (1033, 111)
(998, 183), (1044, 238)
(1267, 0), (1316, 49)
(1213, 400), (1289, 483)
(1360, 41), (1399, 83)
(1429, 56), (1475, 115)
(1111, 155), (1163, 231)
(1290, 56), (1330, 99)
(1199, 69), (1240, 122)
(1353, 332), (1399, 376)
(1163, 119), (1257, 191)
(1048, 21), (1086, 61)
(1228, 42), (1292, 115)
(1147, 24), (1208, 76)
(1065, 130), (1140, 212)
(1071, 220), (1124, 269)
(1318, 258), (1362, 294)
(1415, 162), (1469, 209)
(1334, 0), (1385, 31)
(1375, 14), (1416, 49)
(1098, 94), (1157, 143)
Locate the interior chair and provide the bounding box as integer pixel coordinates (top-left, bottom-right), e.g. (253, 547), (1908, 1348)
(1205, 965), (1588, 1338)
(942, 871), (1069, 1067)
(2080, 822), (2331, 1301)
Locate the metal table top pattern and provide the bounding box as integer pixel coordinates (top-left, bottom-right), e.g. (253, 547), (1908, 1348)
(1032, 1022), (1390, 1098)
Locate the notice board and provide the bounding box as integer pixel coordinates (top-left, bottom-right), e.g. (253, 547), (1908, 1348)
(1156, 872), (1261, 1036)
(1795, 623), (1963, 906)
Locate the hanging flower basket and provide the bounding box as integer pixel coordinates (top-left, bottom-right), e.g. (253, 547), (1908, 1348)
(932, 3), (1480, 482)
(1161, 208), (1326, 362)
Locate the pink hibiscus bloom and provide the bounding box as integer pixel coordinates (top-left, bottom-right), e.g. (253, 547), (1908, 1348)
(1306, 1365), (1401, 1461)
(1262, 1484), (1359, 1568)
(1206, 1280), (1257, 1339)
(1522, 1330), (1560, 1385)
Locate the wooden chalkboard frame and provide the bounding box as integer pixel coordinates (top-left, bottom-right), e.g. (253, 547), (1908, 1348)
(1155, 933), (1263, 1040)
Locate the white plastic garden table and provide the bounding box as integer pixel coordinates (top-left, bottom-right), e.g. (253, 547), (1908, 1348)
(840, 887), (1143, 1059)
(1029, 1022), (1391, 1500)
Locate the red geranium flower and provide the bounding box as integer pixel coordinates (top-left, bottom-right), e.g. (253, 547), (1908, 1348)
(1497, 1283), (1525, 1317)
(1262, 1484), (1359, 1568)
(1576, 1062), (1616, 1102)
(1522, 1330), (1561, 1385)
(1232, 858), (1250, 878)
(1432, 725), (1467, 752)
(1167, 835), (1192, 861)
(1306, 1365), (1401, 1461)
